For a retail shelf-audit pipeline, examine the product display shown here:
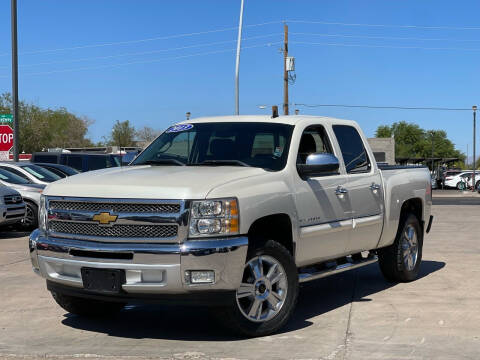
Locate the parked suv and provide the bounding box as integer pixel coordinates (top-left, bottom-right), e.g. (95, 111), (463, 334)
(31, 152), (121, 172)
(0, 168), (44, 228)
(0, 185), (25, 228)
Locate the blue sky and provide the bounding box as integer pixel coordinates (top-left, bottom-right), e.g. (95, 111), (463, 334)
(1, 0), (480, 155)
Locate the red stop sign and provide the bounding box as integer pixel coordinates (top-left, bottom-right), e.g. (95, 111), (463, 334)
(0, 125), (14, 152)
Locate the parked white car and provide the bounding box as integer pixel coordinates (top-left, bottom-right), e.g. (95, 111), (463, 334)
(0, 168), (44, 228)
(0, 162), (61, 186)
(444, 171), (473, 189)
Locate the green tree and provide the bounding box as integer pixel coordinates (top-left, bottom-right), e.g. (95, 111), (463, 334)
(375, 125), (392, 138)
(136, 126), (159, 144)
(375, 121), (465, 165)
(109, 120), (136, 147)
(0, 92), (93, 152)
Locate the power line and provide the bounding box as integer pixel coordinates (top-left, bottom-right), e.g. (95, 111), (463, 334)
(287, 19), (480, 31)
(292, 41), (480, 52)
(0, 33), (282, 69)
(0, 42), (281, 78)
(291, 32), (480, 43)
(295, 103), (471, 111)
(0, 21), (282, 57)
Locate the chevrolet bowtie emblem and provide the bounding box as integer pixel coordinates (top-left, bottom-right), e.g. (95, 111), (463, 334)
(92, 212), (118, 225)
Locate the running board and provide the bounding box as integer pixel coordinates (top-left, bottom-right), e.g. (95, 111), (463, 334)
(298, 255), (378, 283)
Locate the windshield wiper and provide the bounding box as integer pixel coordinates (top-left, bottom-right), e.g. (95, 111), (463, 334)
(139, 159), (186, 166)
(189, 160), (251, 167)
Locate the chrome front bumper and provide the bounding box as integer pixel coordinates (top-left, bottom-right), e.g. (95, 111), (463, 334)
(29, 229), (248, 295)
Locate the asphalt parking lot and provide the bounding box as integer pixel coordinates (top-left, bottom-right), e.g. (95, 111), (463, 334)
(1, 202), (479, 360)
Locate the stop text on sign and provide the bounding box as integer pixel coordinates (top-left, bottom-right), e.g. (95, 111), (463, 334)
(1, 133), (13, 143)
(0, 124), (14, 152)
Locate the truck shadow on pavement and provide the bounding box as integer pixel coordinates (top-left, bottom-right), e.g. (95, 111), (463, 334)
(0, 229), (31, 239)
(61, 260), (445, 341)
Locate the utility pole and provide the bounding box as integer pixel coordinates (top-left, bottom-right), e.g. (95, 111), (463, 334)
(283, 23), (289, 116)
(473, 106), (477, 191)
(234, 0), (244, 115)
(11, 0), (19, 162)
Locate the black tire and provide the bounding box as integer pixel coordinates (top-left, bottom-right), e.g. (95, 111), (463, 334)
(456, 181), (463, 190)
(218, 240), (299, 337)
(20, 202), (38, 230)
(51, 291), (125, 317)
(378, 213), (423, 282)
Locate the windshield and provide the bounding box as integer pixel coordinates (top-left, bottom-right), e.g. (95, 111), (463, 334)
(21, 164), (61, 182)
(54, 165), (79, 176)
(132, 122), (294, 171)
(0, 168), (31, 185)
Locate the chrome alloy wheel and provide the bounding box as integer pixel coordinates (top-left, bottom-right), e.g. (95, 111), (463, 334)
(401, 224), (418, 271)
(236, 255), (288, 323)
(23, 204), (35, 227)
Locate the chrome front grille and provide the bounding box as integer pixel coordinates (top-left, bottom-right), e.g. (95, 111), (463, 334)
(48, 201), (180, 213)
(46, 197), (187, 243)
(4, 194), (23, 205)
(49, 221), (178, 238)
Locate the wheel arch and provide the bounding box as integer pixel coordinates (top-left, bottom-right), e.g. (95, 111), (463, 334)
(399, 197), (424, 233)
(247, 213), (294, 257)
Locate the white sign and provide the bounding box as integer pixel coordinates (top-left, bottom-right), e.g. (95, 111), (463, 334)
(0, 151), (9, 161)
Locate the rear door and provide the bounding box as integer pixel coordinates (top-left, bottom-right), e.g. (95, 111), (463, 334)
(332, 125), (384, 253)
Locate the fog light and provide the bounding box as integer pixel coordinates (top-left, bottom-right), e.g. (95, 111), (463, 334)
(186, 270), (215, 284)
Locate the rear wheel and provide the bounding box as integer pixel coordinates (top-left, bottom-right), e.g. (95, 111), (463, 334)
(219, 240), (298, 337)
(378, 213), (423, 282)
(51, 291), (125, 317)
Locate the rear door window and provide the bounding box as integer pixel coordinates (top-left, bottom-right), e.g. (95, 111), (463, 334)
(333, 125), (371, 174)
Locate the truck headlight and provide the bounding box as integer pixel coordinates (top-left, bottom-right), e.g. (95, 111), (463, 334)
(39, 195), (47, 232)
(189, 198), (239, 237)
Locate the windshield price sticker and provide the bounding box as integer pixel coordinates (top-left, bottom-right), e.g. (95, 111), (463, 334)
(166, 124), (194, 133)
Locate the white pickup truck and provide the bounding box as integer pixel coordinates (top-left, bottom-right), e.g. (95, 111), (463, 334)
(29, 115), (433, 336)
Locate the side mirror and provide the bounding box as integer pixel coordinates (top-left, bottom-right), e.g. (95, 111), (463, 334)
(297, 153), (340, 177)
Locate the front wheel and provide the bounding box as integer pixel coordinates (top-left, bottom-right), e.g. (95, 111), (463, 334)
(219, 240), (299, 337)
(378, 213), (423, 282)
(20, 202), (38, 230)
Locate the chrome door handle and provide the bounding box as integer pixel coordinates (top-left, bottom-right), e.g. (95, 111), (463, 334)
(370, 183), (381, 191)
(335, 186), (348, 195)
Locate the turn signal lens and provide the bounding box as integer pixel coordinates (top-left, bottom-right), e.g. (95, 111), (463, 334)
(226, 218), (239, 233)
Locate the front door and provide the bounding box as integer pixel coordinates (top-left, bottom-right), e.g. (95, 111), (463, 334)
(294, 125), (352, 266)
(332, 125), (384, 253)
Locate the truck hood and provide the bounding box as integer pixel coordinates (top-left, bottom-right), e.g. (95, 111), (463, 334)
(43, 165), (268, 199)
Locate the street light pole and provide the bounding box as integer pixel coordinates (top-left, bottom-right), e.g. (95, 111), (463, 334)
(473, 106), (477, 191)
(11, 0), (19, 162)
(430, 131), (434, 174)
(234, 0), (245, 115)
